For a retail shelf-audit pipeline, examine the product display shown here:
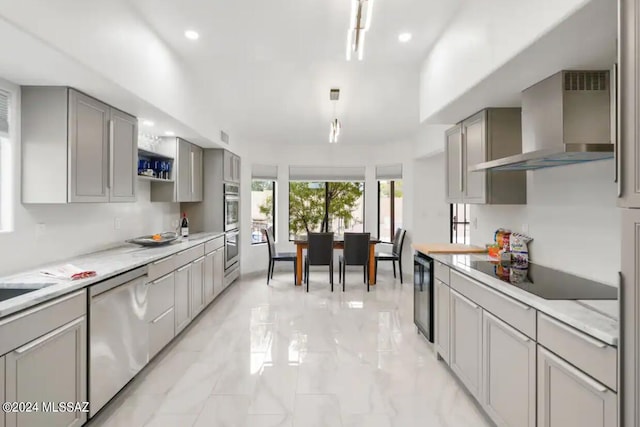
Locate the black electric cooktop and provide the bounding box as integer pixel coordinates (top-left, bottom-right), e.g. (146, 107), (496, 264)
(469, 261), (617, 300)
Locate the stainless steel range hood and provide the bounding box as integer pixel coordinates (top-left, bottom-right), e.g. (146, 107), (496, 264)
(470, 70), (614, 172)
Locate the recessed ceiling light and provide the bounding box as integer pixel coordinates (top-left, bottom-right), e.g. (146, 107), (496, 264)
(184, 30), (199, 40)
(142, 120), (155, 127)
(398, 32), (412, 43)
(164, 130), (175, 136)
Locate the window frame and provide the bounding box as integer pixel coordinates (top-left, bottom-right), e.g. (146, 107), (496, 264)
(250, 179), (276, 245)
(450, 203), (470, 244)
(288, 181), (365, 240)
(377, 179), (402, 244)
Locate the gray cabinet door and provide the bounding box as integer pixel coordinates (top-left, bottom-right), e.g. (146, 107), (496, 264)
(191, 257), (205, 317)
(482, 311), (536, 427)
(621, 208), (638, 426)
(434, 279), (450, 363)
(176, 139), (192, 202)
(445, 125), (463, 203)
(450, 289), (483, 399)
(213, 248), (225, 298)
(462, 111), (487, 203)
(109, 108), (137, 202)
(204, 251), (215, 304)
(174, 264), (192, 333)
(223, 150), (234, 182)
(0, 355), (4, 427)
(5, 316), (87, 427)
(68, 89), (109, 203)
(538, 346), (616, 427)
(191, 145), (203, 202)
(620, 0), (640, 207)
(233, 155), (241, 182)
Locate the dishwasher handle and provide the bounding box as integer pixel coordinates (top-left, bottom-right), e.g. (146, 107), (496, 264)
(89, 266), (148, 299)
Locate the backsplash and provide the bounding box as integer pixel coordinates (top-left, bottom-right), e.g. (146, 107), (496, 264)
(471, 160), (620, 285)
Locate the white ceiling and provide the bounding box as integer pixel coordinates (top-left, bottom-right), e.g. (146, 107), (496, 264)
(129, 0), (465, 145)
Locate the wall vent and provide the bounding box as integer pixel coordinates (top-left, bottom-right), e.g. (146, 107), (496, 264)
(564, 71), (608, 91)
(220, 131), (229, 144)
(329, 88), (340, 101)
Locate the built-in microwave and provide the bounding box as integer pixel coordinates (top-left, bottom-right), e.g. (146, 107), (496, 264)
(224, 183), (239, 231)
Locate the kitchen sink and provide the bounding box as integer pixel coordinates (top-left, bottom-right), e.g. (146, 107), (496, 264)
(0, 288), (40, 302)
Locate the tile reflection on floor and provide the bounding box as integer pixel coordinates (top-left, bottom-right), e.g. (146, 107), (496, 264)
(88, 271), (491, 427)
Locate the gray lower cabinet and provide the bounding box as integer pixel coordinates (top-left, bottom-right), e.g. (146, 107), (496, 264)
(147, 272), (175, 359)
(434, 279), (450, 363)
(204, 251), (215, 304)
(482, 311), (536, 427)
(191, 257), (205, 317)
(0, 355), (4, 427)
(149, 307), (175, 359)
(5, 316), (87, 427)
(538, 346), (616, 427)
(174, 264), (192, 333)
(450, 288), (483, 399)
(109, 108), (137, 202)
(213, 248), (225, 298)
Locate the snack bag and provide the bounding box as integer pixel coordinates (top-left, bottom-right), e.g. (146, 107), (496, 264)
(494, 228), (512, 251)
(510, 233), (532, 266)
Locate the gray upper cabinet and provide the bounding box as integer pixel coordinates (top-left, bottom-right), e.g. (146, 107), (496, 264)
(5, 316), (87, 427)
(482, 311), (536, 427)
(109, 108), (137, 202)
(450, 288), (483, 399)
(434, 279), (450, 363)
(152, 138), (203, 202)
(445, 109), (526, 205)
(22, 87), (137, 204)
(620, 0), (639, 207)
(538, 346), (616, 427)
(223, 150), (241, 183)
(445, 125), (463, 203)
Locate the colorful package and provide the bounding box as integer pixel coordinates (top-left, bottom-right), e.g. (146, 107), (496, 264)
(510, 232), (533, 266)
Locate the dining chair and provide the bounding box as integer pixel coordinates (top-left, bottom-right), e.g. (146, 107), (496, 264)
(375, 228), (407, 284)
(263, 228), (297, 285)
(339, 232), (371, 292)
(304, 232), (334, 292)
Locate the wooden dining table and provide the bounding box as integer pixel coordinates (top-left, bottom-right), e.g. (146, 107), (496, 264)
(292, 235), (380, 286)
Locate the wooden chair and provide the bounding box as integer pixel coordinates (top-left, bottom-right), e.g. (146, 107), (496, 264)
(304, 232), (334, 292)
(375, 228), (407, 283)
(339, 232), (371, 292)
(263, 228), (297, 285)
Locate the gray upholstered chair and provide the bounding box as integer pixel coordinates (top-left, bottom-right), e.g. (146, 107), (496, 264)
(304, 232), (334, 292)
(375, 228), (407, 283)
(339, 232), (371, 292)
(263, 228), (297, 285)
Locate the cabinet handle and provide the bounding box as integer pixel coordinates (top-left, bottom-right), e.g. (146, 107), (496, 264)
(14, 317), (84, 354)
(150, 273), (173, 285)
(152, 255), (175, 266)
(545, 315), (608, 349)
(152, 307), (173, 324)
(108, 119), (114, 190)
(541, 347), (608, 393)
(485, 311), (530, 343)
(459, 128), (464, 193)
(453, 289), (479, 309)
(615, 62), (622, 197)
(490, 287), (532, 311)
(194, 256), (205, 263)
(191, 151), (195, 194)
(177, 264), (190, 272)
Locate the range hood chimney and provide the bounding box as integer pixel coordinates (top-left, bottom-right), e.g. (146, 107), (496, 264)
(470, 70), (614, 172)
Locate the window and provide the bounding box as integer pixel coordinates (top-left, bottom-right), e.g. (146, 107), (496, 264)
(288, 181), (364, 240)
(377, 180), (403, 243)
(0, 89), (12, 232)
(251, 180), (275, 244)
(450, 203), (470, 244)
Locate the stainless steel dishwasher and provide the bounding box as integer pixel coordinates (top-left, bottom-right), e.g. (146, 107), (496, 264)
(89, 266), (149, 417)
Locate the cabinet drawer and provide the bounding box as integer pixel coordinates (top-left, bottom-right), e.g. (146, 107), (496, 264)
(148, 255), (176, 281)
(175, 244), (205, 268)
(0, 290), (86, 356)
(538, 313), (617, 391)
(149, 307), (175, 359)
(451, 270), (536, 339)
(434, 261), (450, 284)
(147, 272), (175, 321)
(205, 236), (224, 254)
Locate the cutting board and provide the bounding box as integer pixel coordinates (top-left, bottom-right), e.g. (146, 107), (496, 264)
(411, 243), (487, 255)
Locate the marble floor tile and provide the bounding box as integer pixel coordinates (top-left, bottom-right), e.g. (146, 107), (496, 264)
(88, 271), (491, 427)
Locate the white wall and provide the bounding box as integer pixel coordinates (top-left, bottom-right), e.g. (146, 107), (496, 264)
(412, 153), (450, 245)
(239, 140), (416, 281)
(0, 78), (179, 277)
(419, 0), (590, 121)
(472, 160), (619, 284)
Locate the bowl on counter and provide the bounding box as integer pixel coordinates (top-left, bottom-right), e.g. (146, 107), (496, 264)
(126, 232), (179, 247)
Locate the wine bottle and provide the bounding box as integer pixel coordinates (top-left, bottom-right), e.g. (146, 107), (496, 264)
(180, 212), (189, 237)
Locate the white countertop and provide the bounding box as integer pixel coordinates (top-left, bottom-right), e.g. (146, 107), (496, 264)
(429, 253), (619, 346)
(0, 232), (225, 319)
